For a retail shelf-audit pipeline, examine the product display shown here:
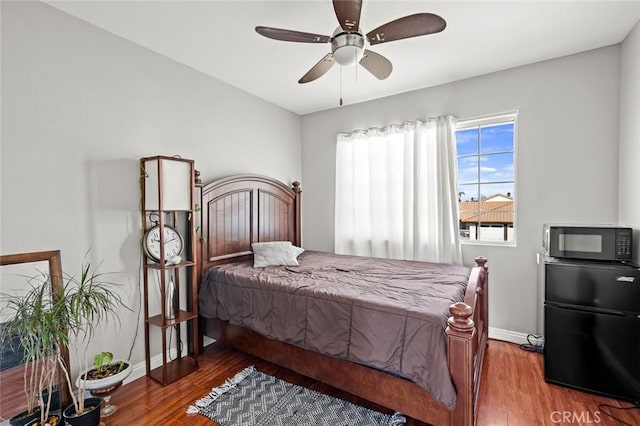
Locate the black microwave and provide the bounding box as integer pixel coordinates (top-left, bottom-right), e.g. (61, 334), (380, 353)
(542, 224), (633, 262)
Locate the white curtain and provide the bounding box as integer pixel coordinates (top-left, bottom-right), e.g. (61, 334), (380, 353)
(334, 115), (462, 264)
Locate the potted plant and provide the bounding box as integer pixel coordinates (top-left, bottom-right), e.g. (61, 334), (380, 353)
(78, 351), (132, 390)
(1, 270), (66, 426)
(74, 351), (132, 417)
(57, 259), (128, 426)
(1, 255), (127, 426)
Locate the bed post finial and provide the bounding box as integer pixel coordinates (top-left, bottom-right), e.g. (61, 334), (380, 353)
(474, 256), (487, 271)
(447, 302), (474, 332)
(292, 181), (301, 193)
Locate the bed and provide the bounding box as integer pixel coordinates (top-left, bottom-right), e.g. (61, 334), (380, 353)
(197, 174), (488, 426)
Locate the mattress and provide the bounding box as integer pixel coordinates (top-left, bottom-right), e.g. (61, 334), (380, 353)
(199, 250), (470, 409)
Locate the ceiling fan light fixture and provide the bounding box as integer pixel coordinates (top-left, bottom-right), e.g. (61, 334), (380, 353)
(333, 45), (363, 66)
(331, 31), (364, 66)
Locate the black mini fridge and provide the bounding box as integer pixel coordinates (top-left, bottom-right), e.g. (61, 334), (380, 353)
(544, 259), (640, 402)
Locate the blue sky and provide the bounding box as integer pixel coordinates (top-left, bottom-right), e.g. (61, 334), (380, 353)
(456, 123), (514, 202)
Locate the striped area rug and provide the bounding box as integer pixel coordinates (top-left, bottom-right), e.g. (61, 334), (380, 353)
(187, 366), (406, 426)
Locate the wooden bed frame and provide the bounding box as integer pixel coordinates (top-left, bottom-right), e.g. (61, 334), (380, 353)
(197, 174), (489, 426)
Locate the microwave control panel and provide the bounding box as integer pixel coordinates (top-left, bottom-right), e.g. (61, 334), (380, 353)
(616, 228), (633, 258)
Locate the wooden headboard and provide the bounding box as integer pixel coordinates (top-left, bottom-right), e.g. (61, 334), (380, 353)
(199, 174), (301, 273)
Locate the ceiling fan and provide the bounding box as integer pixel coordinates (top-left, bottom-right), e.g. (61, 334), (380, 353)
(255, 0), (446, 84)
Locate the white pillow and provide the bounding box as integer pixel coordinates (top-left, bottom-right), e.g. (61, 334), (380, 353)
(252, 241), (304, 267)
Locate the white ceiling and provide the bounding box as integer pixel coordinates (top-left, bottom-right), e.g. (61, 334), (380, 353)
(44, 0), (640, 115)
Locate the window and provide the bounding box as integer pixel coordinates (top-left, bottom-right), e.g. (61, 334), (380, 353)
(456, 113), (517, 244)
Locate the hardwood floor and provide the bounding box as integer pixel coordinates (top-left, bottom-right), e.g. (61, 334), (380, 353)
(475, 341), (638, 425)
(2, 339), (639, 425)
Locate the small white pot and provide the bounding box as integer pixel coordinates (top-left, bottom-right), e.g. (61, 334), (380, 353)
(76, 359), (132, 391)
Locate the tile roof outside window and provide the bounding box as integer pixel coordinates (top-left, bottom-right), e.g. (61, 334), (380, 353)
(456, 113), (517, 244)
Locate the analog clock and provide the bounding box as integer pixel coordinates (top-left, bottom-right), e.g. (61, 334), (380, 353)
(143, 224), (184, 263)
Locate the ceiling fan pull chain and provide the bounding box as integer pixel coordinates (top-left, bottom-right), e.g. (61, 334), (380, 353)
(355, 49), (358, 82)
(339, 66), (343, 106)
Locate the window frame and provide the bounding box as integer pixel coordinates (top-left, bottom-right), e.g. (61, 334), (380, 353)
(456, 112), (518, 247)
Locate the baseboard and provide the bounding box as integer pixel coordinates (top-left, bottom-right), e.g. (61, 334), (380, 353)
(122, 339), (216, 386)
(123, 348), (178, 385)
(488, 327), (544, 346)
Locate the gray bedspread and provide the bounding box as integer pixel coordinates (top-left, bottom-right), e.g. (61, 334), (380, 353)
(199, 250), (470, 409)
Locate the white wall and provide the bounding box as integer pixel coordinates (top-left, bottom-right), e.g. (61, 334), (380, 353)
(1, 1), (301, 374)
(619, 21), (640, 265)
(301, 46), (621, 336)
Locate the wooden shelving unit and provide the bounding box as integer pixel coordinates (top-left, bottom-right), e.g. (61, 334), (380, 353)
(140, 155), (199, 386)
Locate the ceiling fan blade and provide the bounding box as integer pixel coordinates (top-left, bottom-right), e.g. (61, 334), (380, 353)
(332, 0), (362, 32)
(366, 13), (446, 46)
(359, 49), (392, 80)
(255, 26), (330, 43)
(299, 53), (336, 84)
